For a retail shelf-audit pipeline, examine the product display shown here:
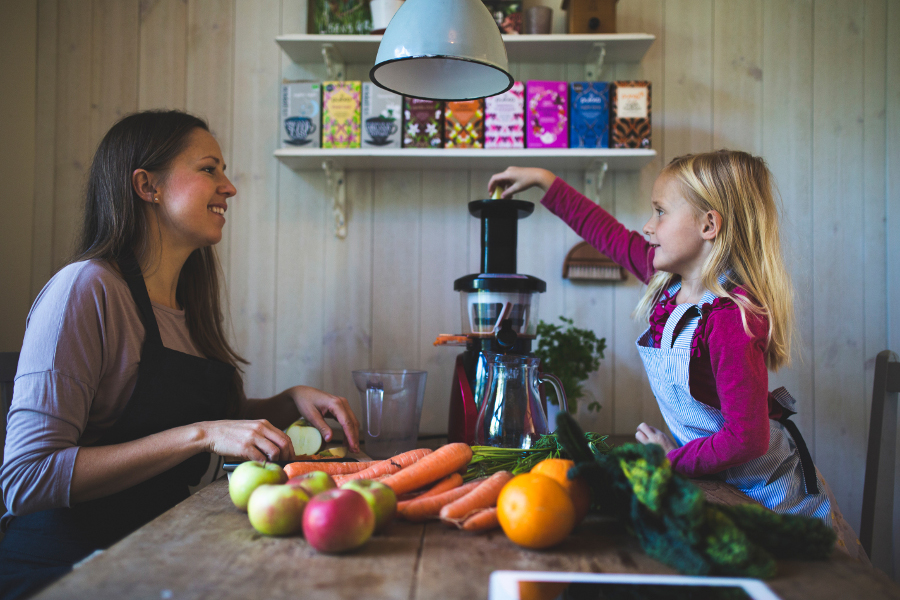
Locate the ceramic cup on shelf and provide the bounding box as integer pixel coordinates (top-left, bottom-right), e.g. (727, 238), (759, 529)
(370, 0), (404, 32)
(524, 6), (552, 34)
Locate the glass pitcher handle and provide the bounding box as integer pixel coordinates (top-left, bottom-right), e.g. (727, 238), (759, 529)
(538, 373), (569, 418)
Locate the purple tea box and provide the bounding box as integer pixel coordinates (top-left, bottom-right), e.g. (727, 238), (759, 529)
(403, 97), (444, 148)
(569, 82), (610, 148)
(484, 82), (525, 149)
(526, 80), (568, 148)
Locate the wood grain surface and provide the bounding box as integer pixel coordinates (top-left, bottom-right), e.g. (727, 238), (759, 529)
(31, 478), (898, 600)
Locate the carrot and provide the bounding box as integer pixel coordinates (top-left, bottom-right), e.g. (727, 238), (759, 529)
(460, 507), (500, 532)
(398, 479), (484, 522)
(396, 473), (463, 510)
(439, 470), (513, 524)
(283, 461), (371, 479)
(333, 448), (433, 485)
(381, 443), (473, 496)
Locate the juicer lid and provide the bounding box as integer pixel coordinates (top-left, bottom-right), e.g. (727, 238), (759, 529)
(453, 273), (547, 293)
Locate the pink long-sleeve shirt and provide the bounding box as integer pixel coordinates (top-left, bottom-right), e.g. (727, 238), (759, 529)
(541, 177), (785, 477)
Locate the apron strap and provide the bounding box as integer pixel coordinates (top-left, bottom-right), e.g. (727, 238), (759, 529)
(661, 304), (700, 349)
(772, 387), (819, 496)
(116, 250), (163, 346)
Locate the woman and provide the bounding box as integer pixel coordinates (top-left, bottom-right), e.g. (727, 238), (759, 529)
(0, 110), (360, 599)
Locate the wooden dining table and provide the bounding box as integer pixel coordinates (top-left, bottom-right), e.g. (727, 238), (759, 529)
(30, 442), (900, 600)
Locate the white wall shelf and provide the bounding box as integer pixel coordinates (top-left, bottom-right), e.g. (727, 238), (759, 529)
(274, 147), (655, 171)
(276, 33), (655, 67)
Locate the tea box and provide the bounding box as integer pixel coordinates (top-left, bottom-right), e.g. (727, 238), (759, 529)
(610, 80), (652, 149)
(403, 98), (444, 149)
(444, 100), (485, 149)
(526, 81), (568, 148)
(362, 83), (402, 148)
(569, 81), (610, 148)
(322, 81), (362, 149)
(280, 81), (321, 149)
(485, 82), (525, 149)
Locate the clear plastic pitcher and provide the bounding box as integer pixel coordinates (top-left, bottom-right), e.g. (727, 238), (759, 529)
(352, 370), (427, 459)
(474, 353), (568, 449)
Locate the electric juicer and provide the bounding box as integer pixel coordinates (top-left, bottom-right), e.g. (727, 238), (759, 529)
(443, 197), (546, 444)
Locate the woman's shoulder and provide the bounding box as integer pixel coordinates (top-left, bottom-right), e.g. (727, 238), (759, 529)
(28, 259), (130, 326)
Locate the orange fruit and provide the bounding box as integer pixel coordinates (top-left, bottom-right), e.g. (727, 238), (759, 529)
(497, 473), (576, 549)
(530, 458), (592, 524)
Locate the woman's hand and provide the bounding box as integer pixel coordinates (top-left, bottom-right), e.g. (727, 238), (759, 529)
(487, 167), (557, 199)
(635, 422), (677, 453)
(197, 419), (296, 463)
(288, 386), (361, 453)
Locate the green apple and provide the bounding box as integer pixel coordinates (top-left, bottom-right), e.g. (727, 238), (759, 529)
(229, 461), (287, 511)
(247, 484), (309, 536)
(288, 471), (337, 497)
(285, 418), (323, 456)
(341, 479), (397, 532)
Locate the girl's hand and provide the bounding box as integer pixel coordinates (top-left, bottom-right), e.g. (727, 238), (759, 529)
(198, 419), (296, 463)
(635, 422), (677, 453)
(288, 386), (361, 453)
(487, 167), (557, 199)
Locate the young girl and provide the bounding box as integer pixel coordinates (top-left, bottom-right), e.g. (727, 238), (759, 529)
(0, 110), (360, 598)
(488, 151), (831, 523)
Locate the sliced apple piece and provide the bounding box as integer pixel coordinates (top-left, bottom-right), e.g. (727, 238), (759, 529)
(319, 446), (349, 459)
(285, 418), (323, 456)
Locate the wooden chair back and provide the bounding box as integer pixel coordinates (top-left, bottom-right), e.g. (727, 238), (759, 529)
(860, 349), (900, 578)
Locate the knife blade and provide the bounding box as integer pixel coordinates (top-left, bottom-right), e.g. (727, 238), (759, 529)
(222, 457), (358, 472)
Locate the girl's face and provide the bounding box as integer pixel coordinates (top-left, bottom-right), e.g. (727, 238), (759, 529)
(153, 129), (236, 252)
(642, 173), (709, 277)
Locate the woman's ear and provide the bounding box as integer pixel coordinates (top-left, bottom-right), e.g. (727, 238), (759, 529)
(701, 210), (722, 240)
(132, 169), (157, 203)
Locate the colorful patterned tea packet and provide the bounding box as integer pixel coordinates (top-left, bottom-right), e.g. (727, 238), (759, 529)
(322, 81), (361, 149)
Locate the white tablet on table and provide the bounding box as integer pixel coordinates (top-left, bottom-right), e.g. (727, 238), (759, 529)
(488, 571), (782, 600)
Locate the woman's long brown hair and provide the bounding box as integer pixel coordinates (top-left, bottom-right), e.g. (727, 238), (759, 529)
(72, 110), (245, 416)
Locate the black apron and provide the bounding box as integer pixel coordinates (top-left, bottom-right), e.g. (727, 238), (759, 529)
(0, 252), (234, 600)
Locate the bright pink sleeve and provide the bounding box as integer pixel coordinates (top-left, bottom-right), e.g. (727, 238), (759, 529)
(540, 177), (656, 283)
(666, 304), (772, 476)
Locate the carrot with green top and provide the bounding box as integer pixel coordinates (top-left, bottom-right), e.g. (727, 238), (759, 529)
(439, 470), (512, 525)
(333, 448), (433, 485)
(398, 479), (483, 522)
(396, 473), (463, 510)
(382, 443), (473, 496)
(460, 507), (500, 532)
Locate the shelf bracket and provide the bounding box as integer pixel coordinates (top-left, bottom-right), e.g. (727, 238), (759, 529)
(322, 160), (347, 239)
(584, 42), (606, 81)
(321, 43), (345, 81)
(584, 160), (608, 203)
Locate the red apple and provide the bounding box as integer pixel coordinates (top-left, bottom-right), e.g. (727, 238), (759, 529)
(302, 489), (375, 553)
(229, 461), (287, 511)
(247, 484), (309, 536)
(288, 471), (337, 497)
(340, 479), (397, 532)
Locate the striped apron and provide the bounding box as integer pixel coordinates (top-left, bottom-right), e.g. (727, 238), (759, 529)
(635, 281), (831, 524)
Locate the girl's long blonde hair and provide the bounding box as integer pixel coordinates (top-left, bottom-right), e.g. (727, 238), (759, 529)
(633, 150), (795, 371)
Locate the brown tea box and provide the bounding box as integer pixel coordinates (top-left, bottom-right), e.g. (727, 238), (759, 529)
(444, 100), (485, 149)
(610, 81), (651, 149)
(403, 97), (444, 148)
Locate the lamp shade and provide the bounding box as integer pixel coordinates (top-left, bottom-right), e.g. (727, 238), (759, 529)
(369, 0), (514, 101)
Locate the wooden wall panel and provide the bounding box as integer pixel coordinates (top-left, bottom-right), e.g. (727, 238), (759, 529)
(662, 0), (713, 160)
(0, 0), (37, 351)
(611, 0), (665, 437)
(229, 0), (282, 398)
(811, 0), (868, 530)
(712, 0), (762, 153)
(30, 0), (59, 300)
(138, 0), (187, 110)
(762, 0), (816, 446)
(91, 0), (139, 142)
(52, 0), (94, 269)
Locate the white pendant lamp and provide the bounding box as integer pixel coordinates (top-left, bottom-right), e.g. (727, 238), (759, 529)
(369, 0), (514, 101)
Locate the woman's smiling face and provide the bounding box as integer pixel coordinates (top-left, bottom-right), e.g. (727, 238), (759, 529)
(153, 128), (236, 251)
(642, 173), (708, 277)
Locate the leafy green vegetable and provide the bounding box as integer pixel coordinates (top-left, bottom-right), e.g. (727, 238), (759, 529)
(534, 316), (607, 413)
(464, 432), (611, 482)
